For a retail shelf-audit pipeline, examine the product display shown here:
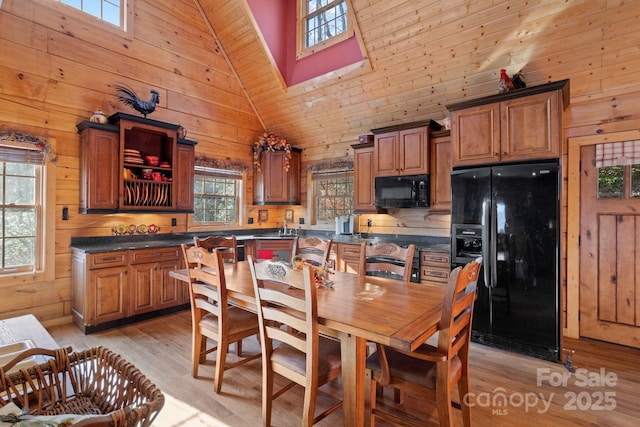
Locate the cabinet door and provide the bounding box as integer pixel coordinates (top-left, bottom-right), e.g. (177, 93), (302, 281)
(451, 103), (500, 167)
(430, 134), (452, 212)
(175, 143), (195, 211)
(80, 128), (119, 211)
(87, 266), (129, 324)
(254, 151), (301, 204)
(129, 262), (156, 315)
(353, 145), (376, 212)
(374, 132), (399, 176)
(500, 90), (561, 162)
(255, 239), (294, 261)
(156, 259), (184, 309)
(398, 127), (429, 175)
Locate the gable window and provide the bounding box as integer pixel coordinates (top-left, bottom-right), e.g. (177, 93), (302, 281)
(313, 171), (354, 223)
(193, 167), (242, 225)
(0, 146), (46, 276)
(298, 0), (353, 58)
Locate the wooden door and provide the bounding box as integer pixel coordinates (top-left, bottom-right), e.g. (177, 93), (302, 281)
(580, 145), (640, 348)
(156, 259), (184, 308)
(398, 127), (428, 175)
(79, 127), (119, 211)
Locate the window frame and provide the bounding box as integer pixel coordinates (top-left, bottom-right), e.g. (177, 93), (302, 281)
(296, 0), (354, 59)
(0, 140), (55, 284)
(310, 169), (354, 225)
(188, 167), (244, 231)
(12, 0), (135, 40)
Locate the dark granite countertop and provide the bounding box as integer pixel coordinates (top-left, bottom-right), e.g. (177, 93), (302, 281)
(70, 229), (449, 254)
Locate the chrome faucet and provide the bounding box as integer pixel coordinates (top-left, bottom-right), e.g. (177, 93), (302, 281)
(283, 219), (288, 235)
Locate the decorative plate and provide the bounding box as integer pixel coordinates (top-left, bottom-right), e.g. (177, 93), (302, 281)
(128, 224), (137, 234)
(137, 224), (147, 234)
(147, 224), (158, 234)
(115, 224), (127, 235)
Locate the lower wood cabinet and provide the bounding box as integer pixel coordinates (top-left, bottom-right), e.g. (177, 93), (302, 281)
(419, 250), (450, 286)
(71, 246), (186, 333)
(336, 243), (361, 274)
(245, 239), (294, 262)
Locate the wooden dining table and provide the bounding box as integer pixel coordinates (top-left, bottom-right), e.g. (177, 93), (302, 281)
(170, 261), (446, 426)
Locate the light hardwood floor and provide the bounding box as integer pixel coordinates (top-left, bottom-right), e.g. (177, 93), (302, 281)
(48, 311), (640, 426)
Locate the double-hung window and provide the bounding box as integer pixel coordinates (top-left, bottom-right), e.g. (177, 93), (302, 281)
(298, 0), (352, 58)
(0, 145), (49, 277)
(58, 0), (123, 27)
(193, 167), (242, 226)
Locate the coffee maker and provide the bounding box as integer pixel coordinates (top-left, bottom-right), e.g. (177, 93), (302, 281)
(335, 214), (359, 235)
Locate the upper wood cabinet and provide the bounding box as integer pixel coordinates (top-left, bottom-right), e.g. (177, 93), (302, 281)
(78, 125), (120, 211)
(77, 113), (196, 213)
(253, 148), (302, 205)
(429, 131), (452, 212)
(448, 79), (569, 167)
(373, 126), (429, 176)
(352, 142), (377, 213)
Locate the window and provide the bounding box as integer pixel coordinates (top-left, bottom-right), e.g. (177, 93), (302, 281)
(313, 171), (354, 222)
(193, 167), (242, 225)
(59, 0), (124, 28)
(595, 140), (640, 199)
(298, 0), (352, 57)
(0, 146), (45, 275)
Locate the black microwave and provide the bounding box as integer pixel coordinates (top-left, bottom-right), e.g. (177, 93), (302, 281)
(374, 174), (430, 208)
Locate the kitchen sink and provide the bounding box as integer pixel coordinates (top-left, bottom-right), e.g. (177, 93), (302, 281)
(0, 339), (38, 373)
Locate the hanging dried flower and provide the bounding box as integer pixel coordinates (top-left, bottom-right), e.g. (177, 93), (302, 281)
(252, 132), (292, 172)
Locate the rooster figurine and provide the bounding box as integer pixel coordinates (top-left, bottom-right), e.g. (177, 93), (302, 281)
(114, 85), (159, 118)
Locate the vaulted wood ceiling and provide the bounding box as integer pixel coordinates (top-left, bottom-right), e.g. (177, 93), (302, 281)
(195, 0), (633, 162)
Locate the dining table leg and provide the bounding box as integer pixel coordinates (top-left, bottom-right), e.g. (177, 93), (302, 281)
(340, 332), (367, 426)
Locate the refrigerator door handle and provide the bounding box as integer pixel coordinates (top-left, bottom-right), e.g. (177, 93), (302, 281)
(490, 198), (498, 288)
(482, 200), (491, 288)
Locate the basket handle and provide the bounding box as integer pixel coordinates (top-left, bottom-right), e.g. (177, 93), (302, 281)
(0, 346), (73, 372)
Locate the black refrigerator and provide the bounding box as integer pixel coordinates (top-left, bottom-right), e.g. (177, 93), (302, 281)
(450, 161), (560, 361)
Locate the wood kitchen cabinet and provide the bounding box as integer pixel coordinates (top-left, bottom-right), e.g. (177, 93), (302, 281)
(245, 239), (295, 262)
(77, 113), (197, 213)
(336, 243), (361, 274)
(72, 250), (130, 329)
(448, 80), (569, 167)
(419, 249), (450, 286)
(129, 247), (183, 315)
(429, 130), (452, 212)
(253, 149), (302, 205)
(352, 142), (377, 213)
(77, 124), (120, 212)
(71, 246), (187, 333)
(373, 126), (429, 177)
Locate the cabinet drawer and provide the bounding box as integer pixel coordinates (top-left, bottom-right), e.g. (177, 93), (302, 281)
(420, 266), (450, 283)
(88, 251), (129, 269)
(131, 246), (181, 264)
(338, 243), (361, 261)
(420, 251), (450, 266)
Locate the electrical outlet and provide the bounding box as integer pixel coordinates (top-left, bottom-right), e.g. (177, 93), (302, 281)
(367, 219), (372, 227)
(171, 218), (177, 226)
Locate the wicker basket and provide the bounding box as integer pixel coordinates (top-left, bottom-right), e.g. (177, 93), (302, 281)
(0, 346), (164, 426)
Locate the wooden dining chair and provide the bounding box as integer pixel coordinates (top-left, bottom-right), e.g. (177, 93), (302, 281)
(181, 244), (260, 394)
(360, 241), (416, 282)
(248, 256), (343, 427)
(292, 236), (333, 267)
(194, 235), (238, 263)
(365, 257), (482, 427)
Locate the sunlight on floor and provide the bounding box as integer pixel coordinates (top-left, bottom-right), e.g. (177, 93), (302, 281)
(154, 393), (231, 426)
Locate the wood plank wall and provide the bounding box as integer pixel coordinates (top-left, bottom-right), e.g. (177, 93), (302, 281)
(0, 0), (640, 332)
(0, 0), (266, 323)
